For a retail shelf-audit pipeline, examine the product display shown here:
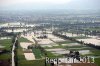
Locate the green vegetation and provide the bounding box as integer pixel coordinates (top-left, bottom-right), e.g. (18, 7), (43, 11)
(91, 50), (100, 56)
(76, 48), (100, 65)
(44, 45), (64, 49)
(0, 53), (11, 60)
(85, 27), (100, 31)
(32, 48), (44, 59)
(57, 40), (75, 44)
(17, 34), (100, 66)
(17, 43), (50, 66)
(45, 51), (56, 58)
(95, 58), (100, 66)
(0, 39), (12, 51)
(0, 38), (12, 60)
(53, 33), (100, 66)
(17, 37), (27, 66)
(17, 37), (48, 66)
(17, 47), (50, 66)
(19, 37), (32, 42)
(18, 59), (50, 66)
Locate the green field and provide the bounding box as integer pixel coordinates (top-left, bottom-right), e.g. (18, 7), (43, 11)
(57, 40), (76, 44)
(0, 53), (11, 60)
(0, 38), (12, 60)
(54, 34), (100, 66)
(32, 48), (45, 59)
(17, 48), (50, 66)
(17, 37), (51, 66)
(17, 35), (100, 66)
(19, 37), (32, 42)
(0, 39), (12, 51)
(95, 58), (100, 66)
(85, 27), (100, 31)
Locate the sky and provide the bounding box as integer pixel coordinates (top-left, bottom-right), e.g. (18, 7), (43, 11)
(0, 0), (100, 11)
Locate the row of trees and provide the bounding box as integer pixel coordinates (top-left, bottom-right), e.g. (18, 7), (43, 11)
(53, 32), (100, 49)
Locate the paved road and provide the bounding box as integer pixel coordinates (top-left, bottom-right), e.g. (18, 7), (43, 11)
(12, 37), (17, 66)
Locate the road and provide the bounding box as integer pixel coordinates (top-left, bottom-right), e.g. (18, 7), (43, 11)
(12, 37), (17, 66)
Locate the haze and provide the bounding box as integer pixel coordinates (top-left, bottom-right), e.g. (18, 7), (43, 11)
(0, 0), (100, 11)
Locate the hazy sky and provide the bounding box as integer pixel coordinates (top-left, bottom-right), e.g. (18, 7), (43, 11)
(0, 0), (100, 10)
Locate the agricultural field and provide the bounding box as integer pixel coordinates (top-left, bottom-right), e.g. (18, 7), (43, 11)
(17, 36), (51, 66)
(0, 36), (12, 66)
(0, 37), (12, 60)
(3, 31), (99, 66)
(54, 32), (100, 66)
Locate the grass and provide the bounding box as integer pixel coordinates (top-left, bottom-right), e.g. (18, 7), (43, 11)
(45, 51), (56, 58)
(91, 49), (100, 56)
(0, 39), (12, 51)
(51, 34), (100, 66)
(85, 27), (100, 31)
(17, 35), (100, 66)
(17, 41), (25, 60)
(0, 38), (12, 60)
(19, 37), (32, 42)
(57, 40), (75, 44)
(17, 48), (50, 66)
(64, 42), (100, 66)
(54, 31), (100, 66)
(17, 38), (51, 66)
(18, 59), (50, 66)
(17, 48), (44, 66)
(32, 48), (44, 59)
(17, 37), (48, 66)
(95, 58), (100, 66)
(43, 45), (64, 49)
(0, 53), (11, 60)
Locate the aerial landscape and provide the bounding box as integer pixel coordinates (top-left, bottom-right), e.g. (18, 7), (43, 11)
(0, 0), (100, 66)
